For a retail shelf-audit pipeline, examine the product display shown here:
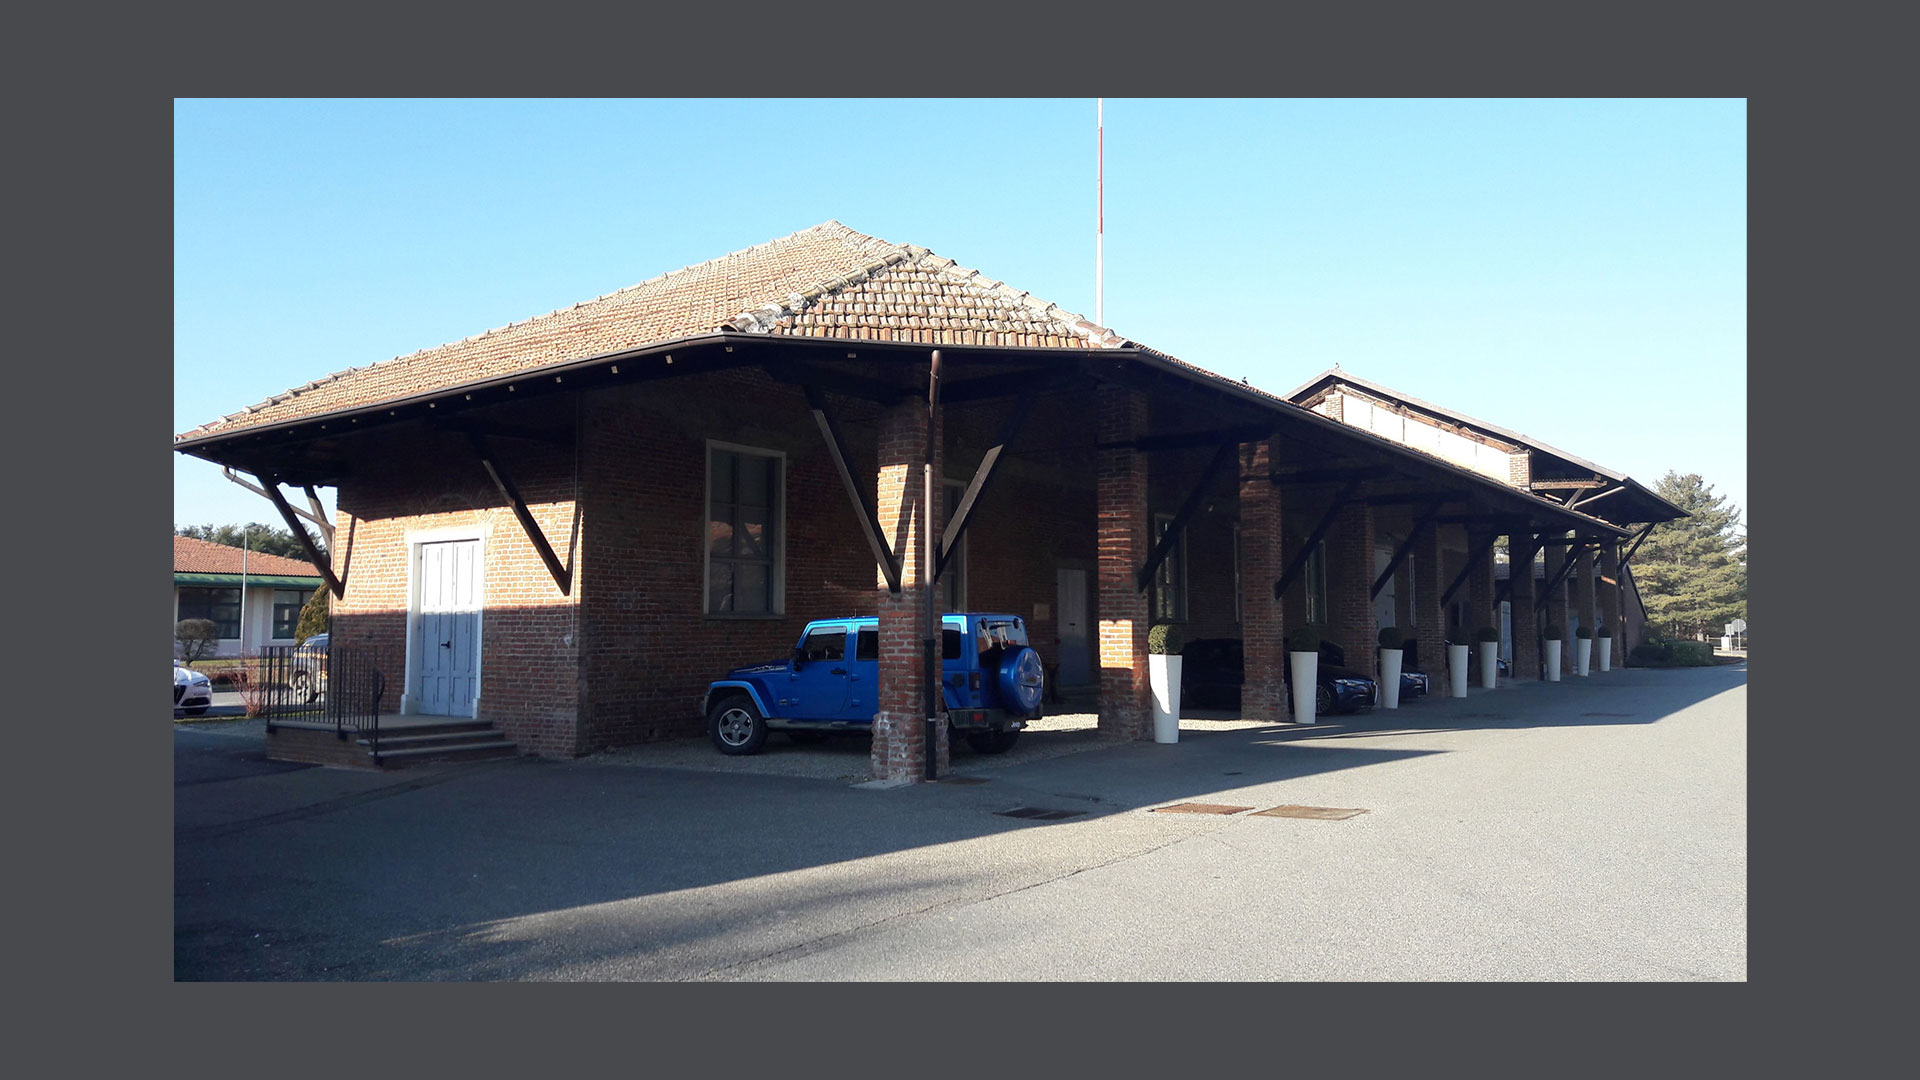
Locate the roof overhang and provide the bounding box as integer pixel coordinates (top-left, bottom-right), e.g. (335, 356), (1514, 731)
(174, 572), (323, 588)
(175, 334), (1628, 539)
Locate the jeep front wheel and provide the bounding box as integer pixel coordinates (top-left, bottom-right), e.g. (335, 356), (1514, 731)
(708, 695), (768, 756)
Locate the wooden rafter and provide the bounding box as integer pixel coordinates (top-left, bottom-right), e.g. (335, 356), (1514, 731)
(1440, 529), (1501, 607)
(223, 466), (334, 549)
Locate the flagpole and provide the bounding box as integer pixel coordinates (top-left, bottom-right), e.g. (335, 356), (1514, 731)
(1096, 97), (1104, 327)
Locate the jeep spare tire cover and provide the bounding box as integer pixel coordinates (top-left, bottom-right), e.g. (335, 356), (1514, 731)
(998, 647), (1045, 714)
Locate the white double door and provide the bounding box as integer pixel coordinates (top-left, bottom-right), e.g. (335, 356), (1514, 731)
(413, 539), (481, 716)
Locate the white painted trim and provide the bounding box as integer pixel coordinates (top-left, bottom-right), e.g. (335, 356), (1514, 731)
(703, 439), (788, 617)
(401, 524), (488, 718)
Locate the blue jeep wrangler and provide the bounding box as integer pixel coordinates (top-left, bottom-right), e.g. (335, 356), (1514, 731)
(701, 613), (1045, 756)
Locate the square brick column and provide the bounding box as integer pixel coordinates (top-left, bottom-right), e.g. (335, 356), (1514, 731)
(1325, 496), (1377, 679)
(1544, 533), (1571, 677)
(1598, 541), (1621, 631)
(872, 398), (948, 782)
(1574, 542), (1598, 634)
(1466, 529), (1497, 640)
(1507, 532), (1540, 681)
(1239, 440), (1286, 724)
(1096, 385), (1151, 740)
(1414, 521), (1447, 674)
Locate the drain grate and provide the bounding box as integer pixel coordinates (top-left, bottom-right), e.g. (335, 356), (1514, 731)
(1151, 802), (1255, 815)
(1253, 805), (1369, 820)
(936, 776), (990, 785)
(997, 806), (1085, 820)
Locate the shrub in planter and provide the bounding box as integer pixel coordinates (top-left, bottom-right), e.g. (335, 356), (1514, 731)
(1147, 623), (1184, 655)
(1594, 622), (1613, 638)
(1376, 627), (1405, 707)
(1287, 625), (1321, 654)
(1543, 624), (1564, 640)
(1575, 625), (1594, 639)
(1378, 626), (1406, 649)
(1474, 626), (1501, 643)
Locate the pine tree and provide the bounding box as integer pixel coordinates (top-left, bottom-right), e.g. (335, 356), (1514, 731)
(175, 522), (326, 562)
(1633, 472), (1746, 640)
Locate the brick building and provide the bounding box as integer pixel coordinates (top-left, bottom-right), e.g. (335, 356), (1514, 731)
(175, 222), (1670, 781)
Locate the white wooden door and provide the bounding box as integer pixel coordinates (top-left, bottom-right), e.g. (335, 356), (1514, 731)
(414, 539), (481, 715)
(1056, 568), (1090, 686)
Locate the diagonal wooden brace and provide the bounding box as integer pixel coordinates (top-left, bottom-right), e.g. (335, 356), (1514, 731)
(254, 471), (345, 598)
(1372, 498), (1448, 599)
(805, 385), (901, 593)
(468, 431), (572, 595)
(1136, 436), (1240, 592)
(1272, 478), (1363, 601)
(937, 393), (1032, 583)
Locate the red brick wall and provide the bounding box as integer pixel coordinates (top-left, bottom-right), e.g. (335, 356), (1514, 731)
(329, 416), (584, 759)
(1508, 533), (1541, 680)
(872, 397), (947, 781)
(1324, 496), (1377, 679)
(1413, 520), (1447, 674)
(1095, 384), (1150, 739)
(1544, 534), (1571, 676)
(1238, 440), (1286, 723)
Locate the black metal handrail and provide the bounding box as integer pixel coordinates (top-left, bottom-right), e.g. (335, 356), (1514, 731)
(258, 645), (385, 748)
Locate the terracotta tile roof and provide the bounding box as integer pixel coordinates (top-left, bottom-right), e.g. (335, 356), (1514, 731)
(174, 535), (323, 578)
(179, 221), (1125, 440)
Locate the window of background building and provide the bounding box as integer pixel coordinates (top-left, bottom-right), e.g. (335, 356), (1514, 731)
(178, 587), (241, 640)
(1153, 513), (1187, 622)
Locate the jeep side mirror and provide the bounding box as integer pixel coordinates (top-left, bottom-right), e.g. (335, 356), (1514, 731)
(791, 647), (807, 668)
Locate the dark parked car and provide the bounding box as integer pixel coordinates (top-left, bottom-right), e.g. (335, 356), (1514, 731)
(1180, 637), (1378, 715)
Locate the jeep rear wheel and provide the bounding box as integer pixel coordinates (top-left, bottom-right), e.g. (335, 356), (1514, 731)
(965, 729), (1020, 755)
(708, 695), (768, 756)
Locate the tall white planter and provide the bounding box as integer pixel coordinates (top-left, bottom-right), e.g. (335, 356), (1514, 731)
(1378, 648), (1403, 708)
(1289, 651), (1318, 725)
(1448, 643), (1471, 697)
(1545, 639), (1563, 682)
(1575, 637), (1592, 676)
(1597, 637), (1612, 672)
(1478, 641), (1499, 689)
(1149, 654), (1183, 744)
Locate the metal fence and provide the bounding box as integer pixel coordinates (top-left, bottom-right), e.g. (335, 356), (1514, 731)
(256, 644), (387, 752)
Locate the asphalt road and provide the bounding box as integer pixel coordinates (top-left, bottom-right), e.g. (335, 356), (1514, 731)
(174, 662), (1747, 980)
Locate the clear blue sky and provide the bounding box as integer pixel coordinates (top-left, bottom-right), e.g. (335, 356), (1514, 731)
(175, 98), (1746, 532)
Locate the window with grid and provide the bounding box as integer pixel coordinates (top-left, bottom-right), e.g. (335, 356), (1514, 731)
(271, 589), (307, 640)
(178, 587), (241, 640)
(707, 446), (782, 615)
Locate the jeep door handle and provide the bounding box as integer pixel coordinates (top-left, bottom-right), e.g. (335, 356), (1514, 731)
(830, 668), (847, 675)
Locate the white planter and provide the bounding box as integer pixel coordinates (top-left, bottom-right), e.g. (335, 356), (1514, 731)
(1448, 644), (1471, 697)
(1545, 639), (1562, 681)
(1289, 651), (1318, 725)
(1575, 637), (1592, 676)
(1378, 648), (1403, 708)
(1149, 654), (1182, 743)
(1597, 637), (1612, 672)
(1478, 640), (1499, 689)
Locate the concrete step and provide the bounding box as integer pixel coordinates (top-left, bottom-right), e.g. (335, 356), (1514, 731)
(364, 729), (510, 750)
(369, 740), (519, 766)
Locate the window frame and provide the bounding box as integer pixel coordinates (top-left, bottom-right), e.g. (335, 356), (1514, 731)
(703, 440), (787, 618)
(178, 586), (241, 640)
(1304, 539), (1329, 626)
(270, 589), (307, 642)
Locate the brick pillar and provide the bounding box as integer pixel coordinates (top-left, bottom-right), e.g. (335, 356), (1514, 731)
(1325, 496), (1377, 679)
(1095, 386), (1152, 739)
(1575, 543), (1598, 634)
(1414, 521), (1447, 675)
(1508, 532), (1540, 681)
(1544, 533), (1571, 677)
(1239, 440), (1286, 723)
(872, 398), (948, 782)
(1598, 541), (1621, 632)
(1466, 528), (1497, 640)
